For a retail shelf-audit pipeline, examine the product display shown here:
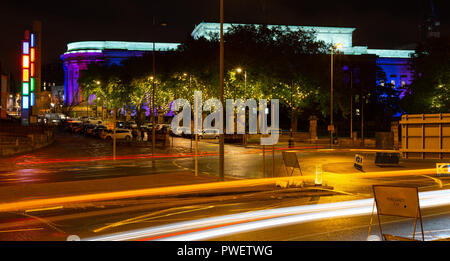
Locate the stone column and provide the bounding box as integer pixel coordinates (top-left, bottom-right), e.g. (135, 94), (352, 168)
(391, 121), (399, 150)
(309, 116), (318, 141)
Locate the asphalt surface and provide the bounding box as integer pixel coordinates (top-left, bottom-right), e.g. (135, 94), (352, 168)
(0, 130), (449, 241)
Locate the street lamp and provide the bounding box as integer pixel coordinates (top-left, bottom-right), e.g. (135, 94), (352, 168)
(219, 0), (224, 181)
(235, 67), (247, 98)
(151, 16), (167, 162)
(330, 42), (343, 148)
(236, 67), (248, 145)
(183, 73), (198, 176)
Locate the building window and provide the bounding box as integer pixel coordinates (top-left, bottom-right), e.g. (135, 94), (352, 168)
(391, 80), (395, 87)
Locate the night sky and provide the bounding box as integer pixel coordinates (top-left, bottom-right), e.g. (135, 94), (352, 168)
(0, 0), (449, 80)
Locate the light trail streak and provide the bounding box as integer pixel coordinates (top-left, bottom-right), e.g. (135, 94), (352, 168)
(15, 152), (219, 165)
(0, 167), (439, 213)
(85, 189), (450, 241)
(13, 145), (325, 166)
(25, 205), (64, 213)
(0, 227), (44, 233)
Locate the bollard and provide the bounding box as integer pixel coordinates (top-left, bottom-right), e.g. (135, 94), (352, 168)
(315, 164), (323, 186)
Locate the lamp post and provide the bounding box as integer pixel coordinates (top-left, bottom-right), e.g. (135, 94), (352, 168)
(236, 67), (247, 98)
(350, 70), (353, 140)
(330, 43), (343, 148)
(151, 16), (167, 162)
(219, 0), (224, 181)
(236, 67), (247, 145)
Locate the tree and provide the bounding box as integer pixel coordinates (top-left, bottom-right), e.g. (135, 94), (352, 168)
(403, 36), (450, 113)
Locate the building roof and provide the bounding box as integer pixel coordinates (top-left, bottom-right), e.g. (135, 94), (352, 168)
(63, 23), (415, 59)
(65, 41), (181, 54)
(191, 22), (415, 59)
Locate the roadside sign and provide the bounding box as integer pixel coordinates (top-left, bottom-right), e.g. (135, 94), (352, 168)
(282, 151), (302, 176)
(369, 185), (424, 241)
(327, 125), (335, 131)
(373, 185), (419, 218)
(436, 163), (450, 177)
(354, 154), (363, 171)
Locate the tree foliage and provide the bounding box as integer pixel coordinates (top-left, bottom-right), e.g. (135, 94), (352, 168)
(403, 36), (450, 113)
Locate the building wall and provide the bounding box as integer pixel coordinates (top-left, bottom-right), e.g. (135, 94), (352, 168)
(376, 58), (413, 97)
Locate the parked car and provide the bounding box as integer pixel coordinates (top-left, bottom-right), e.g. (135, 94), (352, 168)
(171, 126), (189, 136)
(84, 124), (98, 136)
(70, 122), (83, 133)
(92, 125), (107, 138)
(116, 121), (125, 128)
(124, 121), (138, 129)
(101, 128), (133, 141)
(200, 128), (220, 139)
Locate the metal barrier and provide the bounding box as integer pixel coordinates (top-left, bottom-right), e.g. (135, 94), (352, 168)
(400, 113), (450, 159)
(375, 152), (400, 165)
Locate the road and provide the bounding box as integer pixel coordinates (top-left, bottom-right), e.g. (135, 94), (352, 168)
(0, 130), (449, 241)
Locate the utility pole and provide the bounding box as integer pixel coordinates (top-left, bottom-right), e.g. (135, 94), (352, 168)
(330, 47), (334, 148)
(152, 16), (156, 163)
(219, 0), (225, 181)
(350, 70), (353, 139)
(361, 95), (365, 146)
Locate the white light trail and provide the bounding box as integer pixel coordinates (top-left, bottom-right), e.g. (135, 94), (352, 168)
(85, 189), (450, 241)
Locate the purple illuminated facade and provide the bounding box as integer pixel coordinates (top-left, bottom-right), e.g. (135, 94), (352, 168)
(62, 49), (147, 106)
(376, 58), (413, 98)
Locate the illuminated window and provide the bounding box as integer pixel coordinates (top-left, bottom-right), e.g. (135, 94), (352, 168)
(23, 69), (29, 82)
(22, 96), (29, 109)
(23, 83), (29, 95)
(30, 63), (34, 77)
(30, 78), (35, 91)
(31, 34), (35, 47)
(30, 93), (35, 106)
(401, 81), (406, 87)
(23, 55), (29, 68)
(23, 42), (29, 55)
(391, 80), (395, 87)
(30, 48), (35, 62)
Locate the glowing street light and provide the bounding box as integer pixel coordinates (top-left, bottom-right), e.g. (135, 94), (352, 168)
(235, 67), (247, 98)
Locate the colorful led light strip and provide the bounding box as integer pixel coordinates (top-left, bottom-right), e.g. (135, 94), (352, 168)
(22, 31), (36, 112)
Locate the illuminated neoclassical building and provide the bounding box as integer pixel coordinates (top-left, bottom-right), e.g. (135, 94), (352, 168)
(192, 22), (415, 91)
(61, 22), (415, 107)
(61, 41), (180, 106)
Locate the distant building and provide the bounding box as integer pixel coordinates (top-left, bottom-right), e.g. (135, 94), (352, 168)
(60, 41), (180, 106)
(192, 22), (414, 94)
(61, 22), (415, 109)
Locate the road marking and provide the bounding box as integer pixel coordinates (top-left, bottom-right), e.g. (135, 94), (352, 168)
(0, 227), (43, 233)
(420, 175), (443, 188)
